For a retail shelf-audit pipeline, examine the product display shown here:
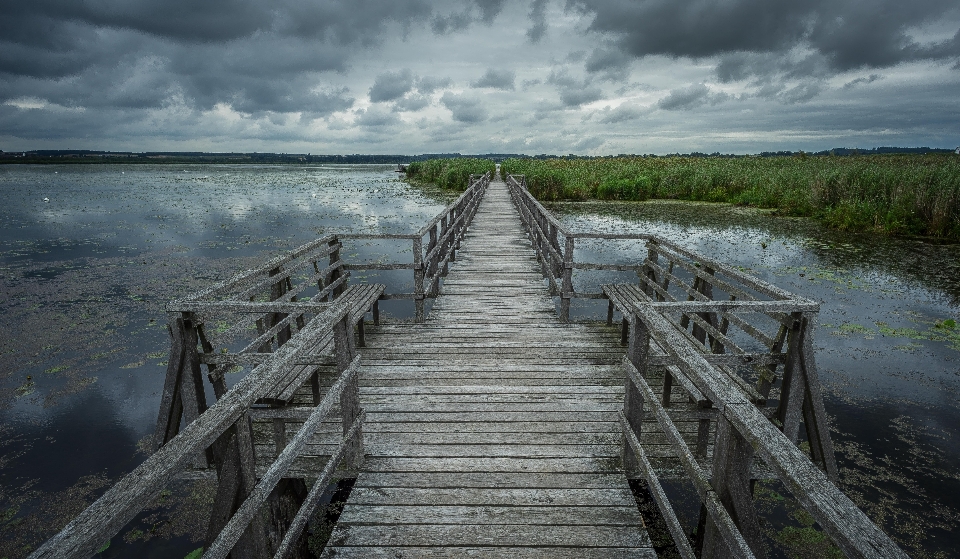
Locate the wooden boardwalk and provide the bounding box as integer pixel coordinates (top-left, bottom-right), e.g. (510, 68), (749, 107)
(32, 170), (909, 559)
(324, 179), (656, 557)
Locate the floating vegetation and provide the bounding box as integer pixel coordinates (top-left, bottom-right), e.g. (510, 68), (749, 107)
(829, 317), (960, 351)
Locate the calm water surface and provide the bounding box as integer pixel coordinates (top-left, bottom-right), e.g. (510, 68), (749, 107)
(0, 166), (957, 558)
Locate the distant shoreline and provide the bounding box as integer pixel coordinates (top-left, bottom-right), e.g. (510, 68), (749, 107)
(1, 147), (956, 165)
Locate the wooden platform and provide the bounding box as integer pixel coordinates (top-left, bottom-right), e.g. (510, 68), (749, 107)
(323, 180), (657, 557)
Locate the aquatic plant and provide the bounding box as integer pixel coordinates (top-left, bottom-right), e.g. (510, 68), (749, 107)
(404, 158), (496, 190)
(501, 155), (960, 239)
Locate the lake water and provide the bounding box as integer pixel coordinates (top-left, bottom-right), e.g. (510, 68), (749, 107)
(1, 165), (957, 558)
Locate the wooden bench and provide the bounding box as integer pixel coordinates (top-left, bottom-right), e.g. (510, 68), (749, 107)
(257, 283), (383, 406)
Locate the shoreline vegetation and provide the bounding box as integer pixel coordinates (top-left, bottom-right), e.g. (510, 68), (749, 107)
(501, 155), (960, 240)
(405, 155), (960, 241)
(404, 158), (497, 190)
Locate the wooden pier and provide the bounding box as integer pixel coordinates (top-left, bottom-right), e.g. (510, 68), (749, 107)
(330, 177), (652, 556)
(31, 171), (907, 558)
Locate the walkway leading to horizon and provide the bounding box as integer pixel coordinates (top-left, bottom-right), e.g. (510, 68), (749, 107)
(322, 178), (656, 557)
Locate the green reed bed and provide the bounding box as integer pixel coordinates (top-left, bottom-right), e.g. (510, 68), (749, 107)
(404, 158), (497, 191)
(501, 155), (960, 239)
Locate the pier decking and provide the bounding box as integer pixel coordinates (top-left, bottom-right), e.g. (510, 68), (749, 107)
(31, 170), (908, 559)
(328, 179), (654, 556)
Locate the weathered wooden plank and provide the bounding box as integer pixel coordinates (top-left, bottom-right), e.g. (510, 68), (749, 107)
(338, 505), (641, 525)
(346, 486), (635, 506)
(319, 547), (656, 558)
(325, 524), (652, 548)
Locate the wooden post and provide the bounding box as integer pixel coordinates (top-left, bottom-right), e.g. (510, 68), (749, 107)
(778, 314), (838, 480)
(413, 237), (425, 322)
(268, 267), (292, 347)
(690, 267), (718, 348)
(441, 214), (451, 276)
(334, 313), (362, 472)
(622, 314), (650, 478)
(560, 236), (574, 322)
(327, 237), (344, 299)
(701, 415), (767, 559)
(204, 413), (268, 559)
(264, 479), (310, 558)
(777, 313), (805, 443)
(641, 245), (659, 299)
(427, 225), (439, 296)
(154, 315), (209, 458)
(155, 315), (186, 450)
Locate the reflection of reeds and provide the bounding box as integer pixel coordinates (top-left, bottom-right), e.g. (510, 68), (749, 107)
(404, 158), (496, 190)
(500, 155), (960, 239)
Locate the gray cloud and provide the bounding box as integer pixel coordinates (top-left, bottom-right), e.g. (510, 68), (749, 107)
(843, 74), (883, 89)
(431, 0), (506, 34)
(598, 103), (646, 123)
(549, 69), (604, 106)
(585, 47), (631, 78)
(441, 92), (488, 122)
(658, 83), (716, 111)
(0, 0), (957, 155)
(393, 93), (432, 112)
(0, 0), (431, 117)
(355, 105), (401, 127)
(472, 68), (516, 90)
(432, 10), (474, 34)
(527, 0), (549, 43)
(417, 76), (453, 94)
(369, 69), (416, 102)
(574, 0), (960, 76)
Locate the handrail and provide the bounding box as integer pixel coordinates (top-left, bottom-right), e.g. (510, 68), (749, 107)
(624, 302), (907, 559)
(29, 301), (362, 559)
(507, 172), (905, 557)
(505, 174), (812, 320)
(31, 170), (493, 558)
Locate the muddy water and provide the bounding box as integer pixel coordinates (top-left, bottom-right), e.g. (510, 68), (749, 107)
(550, 199), (960, 558)
(1, 167), (957, 558)
(0, 164), (450, 558)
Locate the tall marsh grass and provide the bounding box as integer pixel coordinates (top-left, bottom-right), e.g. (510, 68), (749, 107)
(405, 158), (496, 191)
(501, 155), (960, 239)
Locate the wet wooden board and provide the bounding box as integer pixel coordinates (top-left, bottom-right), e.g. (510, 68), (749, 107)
(320, 179), (654, 557)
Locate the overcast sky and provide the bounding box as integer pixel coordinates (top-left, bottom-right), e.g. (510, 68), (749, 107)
(2, 0), (959, 154)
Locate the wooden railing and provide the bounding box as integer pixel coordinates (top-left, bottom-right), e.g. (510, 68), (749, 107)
(508, 173), (658, 319)
(30, 171), (490, 559)
(506, 173), (907, 559)
(343, 170), (490, 321)
(29, 301), (362, 559)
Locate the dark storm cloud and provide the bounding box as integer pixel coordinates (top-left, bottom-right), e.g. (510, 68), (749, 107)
(441, 92), (488, 122)
(0, 0), (436, 117)
(572, 0), (960, 75)
(369, 69), (416, 102)
(472, 68), (516, 90)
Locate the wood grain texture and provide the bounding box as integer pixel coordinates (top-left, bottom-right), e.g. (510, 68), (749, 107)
(322, 178), (652, 557)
